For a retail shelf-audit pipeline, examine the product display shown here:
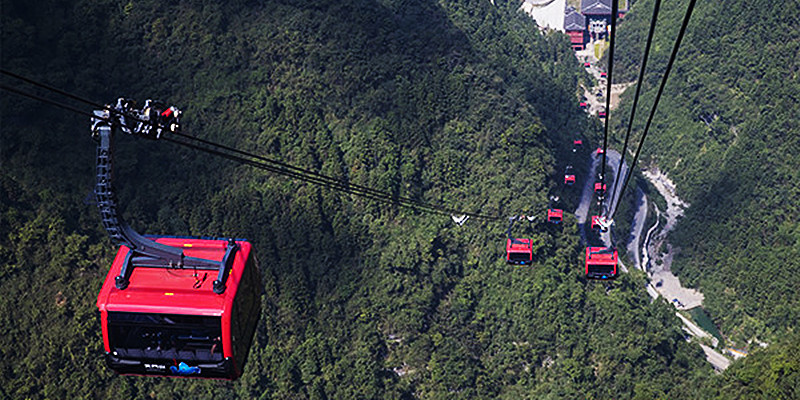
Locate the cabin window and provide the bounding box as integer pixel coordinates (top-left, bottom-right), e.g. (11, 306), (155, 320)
(588, 264), (615, 275)
(108, 312), (223, 362)
(508, 252), (532, 262)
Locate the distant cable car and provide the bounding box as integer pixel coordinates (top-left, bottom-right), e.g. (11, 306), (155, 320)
(595, 147), (604, 156)
(505, 216), (533, 265)
(573, 139), (583, 152)
(591, 215), (602, 230)
(600, 72), (607, 79)
(585, 247), (618, 279)
(91, 99), (261, 380)
(564, 166), (576, 185)
(547, 209), (563, 224)
(598, 109), (607, 118)
(506, 238), (533, 265)
(579, 101), (588, 110)
(584, 62), (591, 68)
(594, 182), (607, 197)
(590, 215), (611, 232)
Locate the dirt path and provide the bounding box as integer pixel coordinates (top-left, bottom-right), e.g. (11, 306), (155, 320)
(581, 81), (634, 116)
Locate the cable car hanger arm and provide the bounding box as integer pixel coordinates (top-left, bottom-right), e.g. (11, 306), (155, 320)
(91, 100), (235, 293)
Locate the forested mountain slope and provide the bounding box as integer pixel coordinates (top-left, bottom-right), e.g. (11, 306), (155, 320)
(613, 0), (800, 346)
(1, 0), (718, 398)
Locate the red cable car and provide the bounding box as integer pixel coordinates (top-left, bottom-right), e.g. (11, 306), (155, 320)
(591, 215), (602, 230)
(598, 109), (607, 118)
(600, 72), (607, 79)
(585, 247), (618, 279)
(90, 100), (261, 380)
(97, 237), (261, 380)
(564, 165), (575, 185)
(584, 61), (591, 68)
(547, 208), (563, 224)
(579, 101), (588, 110)
(595, 147), (604, 155)
(506, 238), (533, 265)
(573, 139), (583, 153)
(594, 182), (607, 197)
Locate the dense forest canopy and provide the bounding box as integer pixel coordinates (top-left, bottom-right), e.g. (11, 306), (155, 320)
(1, 0), (797, 398)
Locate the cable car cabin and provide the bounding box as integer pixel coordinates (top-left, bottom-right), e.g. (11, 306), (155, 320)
(594, 182), (607, 197)
(506, 238), (533, 265)
(595, 147), (604, 156)
(585, 247), (618, 279)
(600, 72), (607, 79)
(565, 166), (575, 185)
(584, 62), (591, 68)
(579, 101), (588, 110)
(547, 209), (563, 224)
(573, 139), (583, 152)
(97, 237), (261, 380)
(591, 215), (602, 230)
(598, 109), (607, 118)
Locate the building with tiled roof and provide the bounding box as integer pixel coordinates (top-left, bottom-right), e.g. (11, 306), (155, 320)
(564, 6), (587, 50)
(580, 0), (626, 41)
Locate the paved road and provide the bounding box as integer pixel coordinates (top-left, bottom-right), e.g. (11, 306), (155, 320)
(574, 148), (627, 225)
(574, 151), (600, 225)
(700, 344), (731, 372)
(627, 187), (647, 271)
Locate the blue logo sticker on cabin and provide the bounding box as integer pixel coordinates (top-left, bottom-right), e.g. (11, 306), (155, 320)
(170, 362), (201, 375)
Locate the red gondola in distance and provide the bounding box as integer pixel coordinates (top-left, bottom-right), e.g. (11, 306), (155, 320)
(506, 238), (533, 265)
(594, 182), (607, 196)
(547, 209), (564, 224)
(565, 165), (575, 185)
(591, 215), (602, 230)
(585, 247), (618, 279)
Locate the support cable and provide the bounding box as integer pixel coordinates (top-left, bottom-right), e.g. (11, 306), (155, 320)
(0, 79), (498, 220)
(608, 0), (697, 219)
(606, 0), (662, 216)
(599, 0), (620, 213)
